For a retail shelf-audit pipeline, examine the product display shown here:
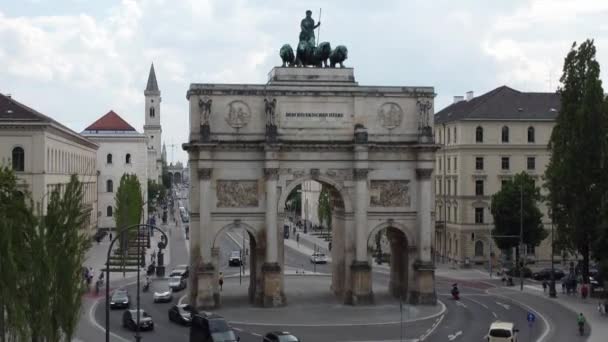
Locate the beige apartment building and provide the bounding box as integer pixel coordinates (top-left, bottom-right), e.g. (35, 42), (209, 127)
(0, 93), (99, 234)
(433, 86), (560, 267)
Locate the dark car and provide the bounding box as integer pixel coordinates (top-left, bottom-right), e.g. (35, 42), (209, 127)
(229, 251), (242, 267)
(263, 331), (300, 342)
(532, 268), (565, 281)
(506, 266), (532, 278)
(190, 312), (240, 342)
(168, 304), (195, 325)
(122, 309), (154, 331)
(110, 289), (130, 309)
(93, 229), (107, 242)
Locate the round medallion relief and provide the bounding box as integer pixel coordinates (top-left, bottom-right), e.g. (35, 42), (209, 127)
(377, 102), (404, 129)
(226, 100), (251, 128)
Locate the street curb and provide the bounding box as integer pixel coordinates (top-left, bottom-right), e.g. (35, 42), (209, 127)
(226, 300), (447, 327)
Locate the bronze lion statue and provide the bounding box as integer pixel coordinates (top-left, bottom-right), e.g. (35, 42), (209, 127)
(280, 44), (295, 67)
(330, 45), (348, 68)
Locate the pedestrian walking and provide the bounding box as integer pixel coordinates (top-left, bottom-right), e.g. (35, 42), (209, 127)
(296, 233), (300, 247)
(109, 232), (113, 242)
(219, 272), (224, 291)
(581, 283), (589, 300)
(561, 280), (566, 294)
(542, 280), (547, 292)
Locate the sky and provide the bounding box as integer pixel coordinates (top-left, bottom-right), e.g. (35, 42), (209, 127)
(1, 0), (608, 164)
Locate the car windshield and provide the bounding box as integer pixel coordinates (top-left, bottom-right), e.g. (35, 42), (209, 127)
(231, 251), (240, 257)
(170, 276), (182, 282)
(314, 254), (325, 257)
(278, 335), (299, 342)
(211, 331), (237, 342)
(112, 291), (127, 299)
(489, 329), (512, 337)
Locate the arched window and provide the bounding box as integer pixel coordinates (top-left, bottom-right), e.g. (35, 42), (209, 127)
(126, 153), (131, 164)
(106, 179), (113, 193)
(501, 126), (509, 143)
(475, 126), (483, 143)
(149, 107), (155, 118)
(475, 240), (484, 257)
(527, 126), (535, 143)
(107, 206), (113, 217)
(12, 147), (24, 171)
(106, 153), (113, 164)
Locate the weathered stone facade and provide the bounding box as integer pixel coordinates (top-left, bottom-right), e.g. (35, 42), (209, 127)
(183, 67), (438, 309)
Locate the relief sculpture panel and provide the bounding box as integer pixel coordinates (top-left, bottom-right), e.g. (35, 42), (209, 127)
(370, 180), (410, 207)
(216, 180), (259, 207)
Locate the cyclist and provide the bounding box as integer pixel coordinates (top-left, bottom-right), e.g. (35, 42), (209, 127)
(577, 312), (586, 335)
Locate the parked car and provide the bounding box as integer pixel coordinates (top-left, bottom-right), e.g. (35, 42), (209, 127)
(486, 321), (518, 341)
(122, 309), (154, 331)
(110, 289), (130, 309)
(168, 276), (187, 291)
(310, 253), (328, 264)
(229, 251), (242, 267)
(263, 331), (300, 342)
(190, 312), (240, 342)
(168, 304), (195, 325)
(532, 268), (565, 281)
(153, 288), (173, 303)
(506, 266), (532, 278)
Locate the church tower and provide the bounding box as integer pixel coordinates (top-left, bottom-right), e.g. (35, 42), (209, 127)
(144, 63), (163, 183)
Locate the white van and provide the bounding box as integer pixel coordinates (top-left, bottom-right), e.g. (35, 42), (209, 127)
(487, 322), (518, 342)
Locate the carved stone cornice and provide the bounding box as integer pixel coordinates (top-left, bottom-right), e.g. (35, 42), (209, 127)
(264, 168), (279, 181)
(353, 168), (369, 181)
(415, 168), (433, 180)
(198, 168), (212, 180)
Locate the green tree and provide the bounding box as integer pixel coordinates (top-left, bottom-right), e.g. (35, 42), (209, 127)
(285, 185), (302, 219)
(114, 174), (144, 253)
(147, 180), (166, 212)
(0, 166), (34, 341)
(317, 185), (332, 230)
(161, 160), (172, 189)
(491, 172), (547, 265)
(545, 39), (608, 281)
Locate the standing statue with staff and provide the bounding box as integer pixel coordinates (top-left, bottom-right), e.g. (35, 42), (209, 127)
(300, 10), (320, 46)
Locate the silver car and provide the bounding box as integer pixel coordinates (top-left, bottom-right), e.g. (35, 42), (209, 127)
(168, 276), (187, 291)
(153, 288), (173, 303)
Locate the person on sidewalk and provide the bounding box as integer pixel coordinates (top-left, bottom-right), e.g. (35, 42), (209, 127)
(581, 282), (589, 300)
(577, 313), (586, 335)
(542, 280), (547, 292)
(219, 272), (224, 291)
(109, 232), (112, 242)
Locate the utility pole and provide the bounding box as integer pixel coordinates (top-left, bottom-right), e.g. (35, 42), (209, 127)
(549, 210), (557, 298)
(519, 184), (524, 291)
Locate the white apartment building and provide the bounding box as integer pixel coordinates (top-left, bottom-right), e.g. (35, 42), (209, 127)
(0, 93), (99, 234)
(433, 86), (560, 266)
(82, 111), (148, 229)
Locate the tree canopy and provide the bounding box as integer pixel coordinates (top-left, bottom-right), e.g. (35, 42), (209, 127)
(544, 39), (608, 281)
(491, 172), (547, 263)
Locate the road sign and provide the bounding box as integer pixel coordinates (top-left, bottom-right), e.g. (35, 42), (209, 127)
(527, 311), (536, 327)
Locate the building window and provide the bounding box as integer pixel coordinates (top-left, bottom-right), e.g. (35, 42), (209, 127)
(107, 206), (113, 217)
(475, 180), (484, 196)
(107, 153), (113, 164)
(106, 179), (113, 193)
(447, 179), (451, 195)
(150, 107), (155, 118)
(454, 206), (457, 222)
(475, 207), (484, 223)
(454, 157), (457, 170)
(501, 126), (509, 143)
(447, 206), (451, 222)
(453, 179), (457, 196)
(527, 157), (536, 170)
(501, 157), (510, 170)
(475, 241), (484, 257)
(527, 126), (535, 143)
(475, 126), (483, 143)
(447, 158), (451, 171)
(447, 128), (451, 144)
(475, 157), (484, 170)
(12, 147), (24, 172)
(526, 244), (536, 255)
(453, 126), (457, 143)
(126, 153), (131, 164)
(439, 158), (442, 171)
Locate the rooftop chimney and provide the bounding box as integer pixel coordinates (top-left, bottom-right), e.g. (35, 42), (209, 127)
(453, 96), (464, 104)
(466, 91), (474, 101)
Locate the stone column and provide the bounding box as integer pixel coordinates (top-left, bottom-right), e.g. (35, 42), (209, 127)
(261, 167), (285, 307)
(410, 168), (436, 305)
(349, 167), (373, 305)
(194, 168), (217, 309)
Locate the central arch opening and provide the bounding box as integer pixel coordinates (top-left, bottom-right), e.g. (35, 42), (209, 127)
(368, 225), (412, 301)
(279, 178), (349, 303)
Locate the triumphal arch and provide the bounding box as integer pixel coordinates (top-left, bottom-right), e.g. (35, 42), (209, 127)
(183, 64), (438, 309)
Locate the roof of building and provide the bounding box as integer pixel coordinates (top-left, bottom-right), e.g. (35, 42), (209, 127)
(145, 63), (160, 94)
(0, 93), (97, 148)
(84, 110), (137, 132)
(434, 86), (560, 124)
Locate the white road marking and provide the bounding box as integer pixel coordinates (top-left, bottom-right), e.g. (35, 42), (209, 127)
(495, 301), (511, 310)
(455, 300), (467, 308)
(492, 311), (498, 318)
(447, 330), (462, 340)
(233, 327), (242, 331)
(88, 298), (130, 342)
(488, 289), (552, 342)
(463, 297), (488, 309)
(419, 314), (444, 341)
(252, 333), (262, 337)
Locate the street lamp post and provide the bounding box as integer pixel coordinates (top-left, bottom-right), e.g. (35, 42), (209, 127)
(105, 223), (168, 342)
(519, 184), (524, 291)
